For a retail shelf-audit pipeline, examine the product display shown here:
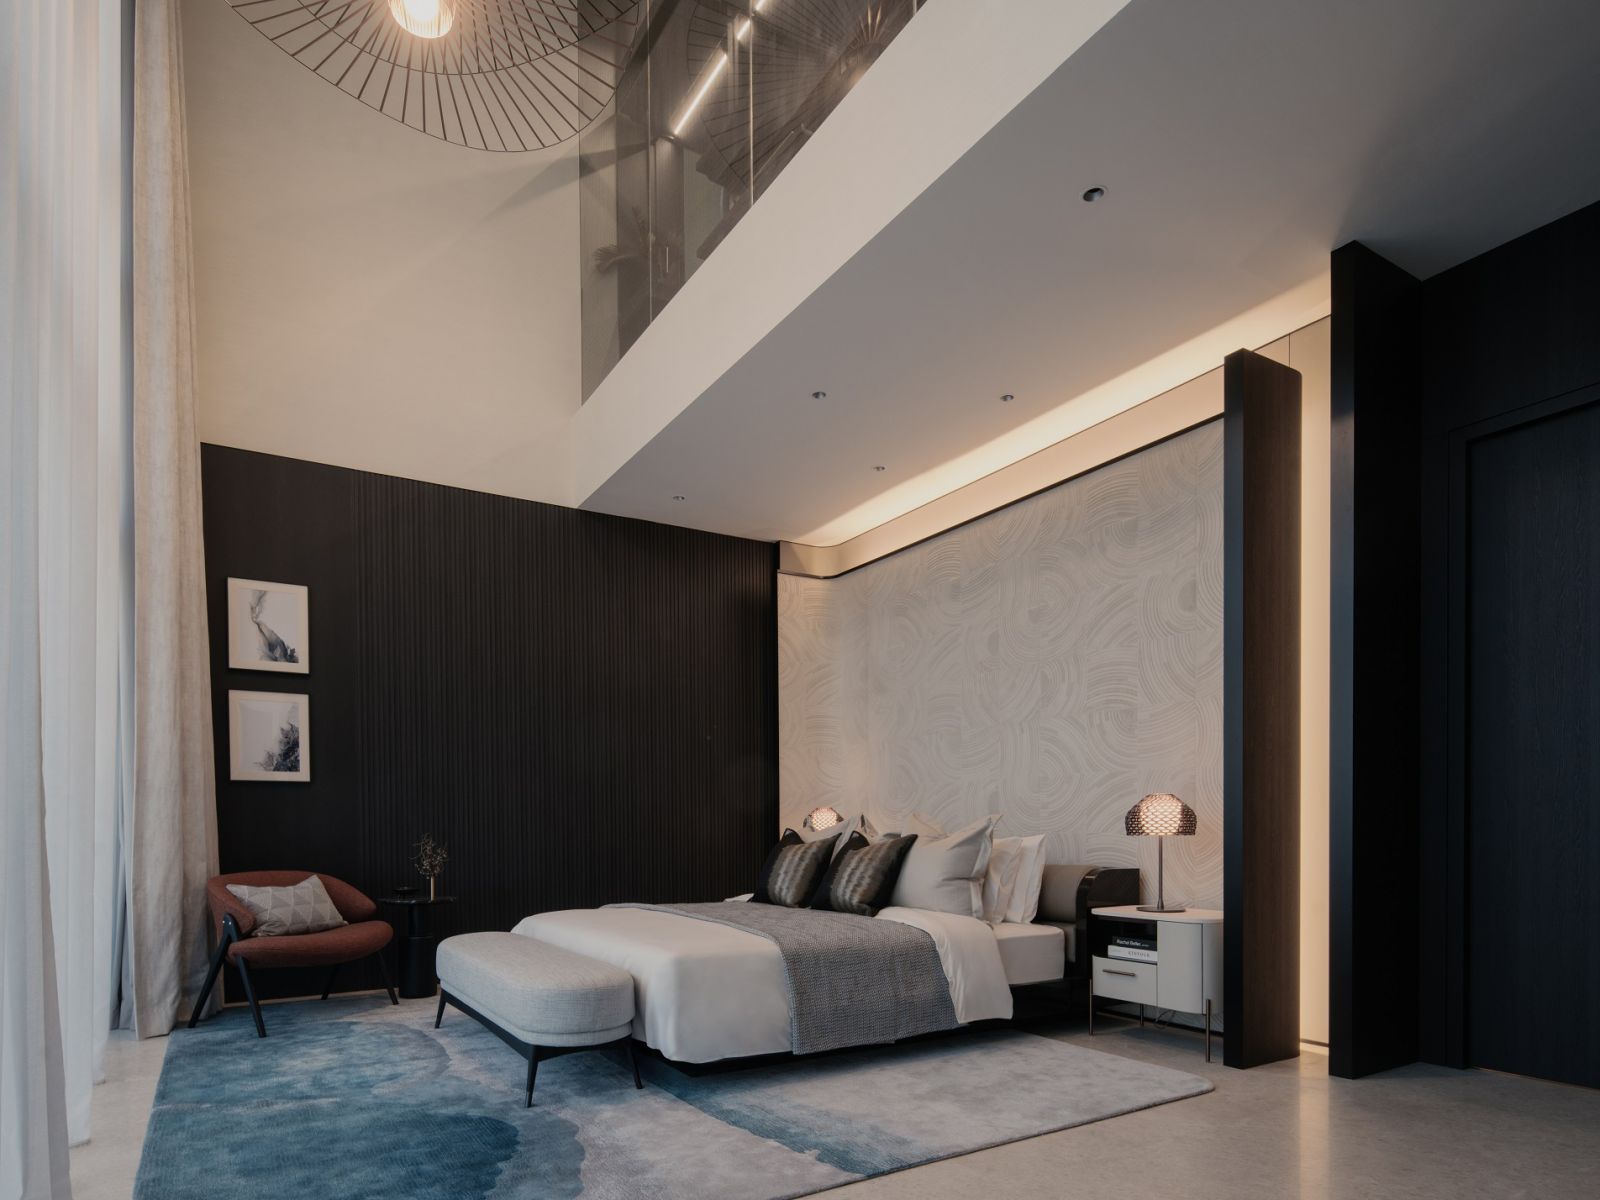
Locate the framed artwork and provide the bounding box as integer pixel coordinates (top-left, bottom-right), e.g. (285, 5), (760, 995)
(227, 578), (309, 673)
(229, 690), (310, 782)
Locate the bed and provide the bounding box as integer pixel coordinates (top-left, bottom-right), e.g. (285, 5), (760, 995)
(511, 863), (1136, 1063)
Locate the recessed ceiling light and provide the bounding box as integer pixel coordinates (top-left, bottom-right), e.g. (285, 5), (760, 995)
(812, 390), (827, 400)
(1081, 186), (1106, 202)
(672, 495), (685, 501)
(1000, 393), (1014, 402)
(873, 465), (886, 472)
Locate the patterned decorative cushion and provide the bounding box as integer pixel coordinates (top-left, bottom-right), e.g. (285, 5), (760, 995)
(752, 829), (839, 907)
(226, 875), (348, 937)
(811, 832), (918, 917)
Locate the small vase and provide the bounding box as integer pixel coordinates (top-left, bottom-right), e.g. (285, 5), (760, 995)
(429, 876), (436, 901)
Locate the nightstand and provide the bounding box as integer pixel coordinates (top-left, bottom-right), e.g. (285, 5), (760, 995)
(1089, 905), (1223, 1061)
(379, 895), (456, 999)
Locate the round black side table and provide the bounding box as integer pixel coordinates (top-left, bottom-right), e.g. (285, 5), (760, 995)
(379, 895), (456, 999)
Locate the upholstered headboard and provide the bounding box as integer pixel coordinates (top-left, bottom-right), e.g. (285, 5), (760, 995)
(1036, 864), (1140, 978)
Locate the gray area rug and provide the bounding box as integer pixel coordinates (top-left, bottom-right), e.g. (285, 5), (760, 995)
(135, 995), (1212, 1199)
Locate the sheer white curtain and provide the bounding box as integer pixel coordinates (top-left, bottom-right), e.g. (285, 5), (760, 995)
(4, 0), (128, 1191)
(4, 0), (213, 1194)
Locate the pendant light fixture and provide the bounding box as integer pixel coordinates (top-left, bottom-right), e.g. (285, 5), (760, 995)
(388, 0), (455, 39)
(227, 2), (641, 152)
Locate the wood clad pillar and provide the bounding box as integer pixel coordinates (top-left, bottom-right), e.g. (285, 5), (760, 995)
(1223, 348), (1302, 1068)
(1328, 241), (1422, 1078)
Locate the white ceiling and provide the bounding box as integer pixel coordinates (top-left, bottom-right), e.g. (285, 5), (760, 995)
(580, 0), (1600, 545)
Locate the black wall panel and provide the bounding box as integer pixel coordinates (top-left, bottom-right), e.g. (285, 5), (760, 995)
(1334, 197), (1600, 1083)
(201, 446), (778, 999)
(1459, 392), (1600, 1090)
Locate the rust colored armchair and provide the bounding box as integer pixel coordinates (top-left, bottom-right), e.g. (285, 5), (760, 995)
(189, 871), (398, 1038)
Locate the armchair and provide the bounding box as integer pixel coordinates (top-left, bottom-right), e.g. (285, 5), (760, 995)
(189, 871), (397, 1037)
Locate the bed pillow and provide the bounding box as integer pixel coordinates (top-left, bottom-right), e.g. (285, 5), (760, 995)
(981, 836), (1027, 924)
(1002, 834), (1048, 924)
(225, 875), (347, 937)
(889, 816), (998, 918)
(752, 829), (839, 907)
(811, 832), (918, 917)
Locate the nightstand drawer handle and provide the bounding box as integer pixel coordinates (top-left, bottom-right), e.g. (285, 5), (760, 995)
(1104, 967), (1138, 978)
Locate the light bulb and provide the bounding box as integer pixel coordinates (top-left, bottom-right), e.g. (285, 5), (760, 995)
(390, 0), (455, 38)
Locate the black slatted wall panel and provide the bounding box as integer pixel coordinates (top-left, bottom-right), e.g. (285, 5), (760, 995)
(1333, 198), (1600, 1082)
(202, 445), (777, 1000)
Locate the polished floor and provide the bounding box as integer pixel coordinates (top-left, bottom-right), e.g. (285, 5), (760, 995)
(72, 996), (1600, 1199)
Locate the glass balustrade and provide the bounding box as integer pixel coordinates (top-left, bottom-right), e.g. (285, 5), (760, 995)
(580, 0), (924, 400)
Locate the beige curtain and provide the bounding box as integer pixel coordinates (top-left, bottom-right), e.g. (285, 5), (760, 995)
(123, 0), (218, 1036)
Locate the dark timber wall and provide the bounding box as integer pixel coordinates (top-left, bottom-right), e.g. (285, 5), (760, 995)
(201, 446), (778, 1000)
(1332, 198), (1600, 1086)
(1328, 243), (1423, 1079)
(1223, 348), (1302, 1069)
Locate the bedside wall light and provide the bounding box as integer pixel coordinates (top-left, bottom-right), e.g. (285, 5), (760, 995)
(803, 806), (842, 832)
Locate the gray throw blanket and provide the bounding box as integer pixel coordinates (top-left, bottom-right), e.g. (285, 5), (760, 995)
(608, 901), (959, 1055)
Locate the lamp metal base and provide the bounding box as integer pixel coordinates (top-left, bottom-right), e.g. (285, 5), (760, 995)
(1136, 904), (1188, 913)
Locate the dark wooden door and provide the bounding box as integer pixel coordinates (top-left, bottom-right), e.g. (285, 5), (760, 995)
(1465, 393), (1600, 1089)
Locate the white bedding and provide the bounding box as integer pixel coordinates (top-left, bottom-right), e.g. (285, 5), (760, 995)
(992, 920), (1066, 985)
(511, 904), (1015, 1063)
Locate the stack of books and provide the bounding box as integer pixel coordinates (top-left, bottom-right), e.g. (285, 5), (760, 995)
(1107, 933), (1157, 963)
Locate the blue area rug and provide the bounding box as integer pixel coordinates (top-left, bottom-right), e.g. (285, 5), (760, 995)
(134, 995), (1211, 1199)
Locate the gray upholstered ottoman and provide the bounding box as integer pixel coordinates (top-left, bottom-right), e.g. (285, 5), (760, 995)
(435, 932), (642, 1105)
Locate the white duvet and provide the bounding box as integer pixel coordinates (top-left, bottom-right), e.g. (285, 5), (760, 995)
(511, 904), (1013, 1063)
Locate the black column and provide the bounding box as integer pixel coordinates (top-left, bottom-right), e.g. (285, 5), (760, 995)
(1223, 348), (1302, 1069)
(1328, 241), (1423, 1078)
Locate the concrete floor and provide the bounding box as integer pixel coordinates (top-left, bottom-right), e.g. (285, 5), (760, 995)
(71, 998), (1600, 1199)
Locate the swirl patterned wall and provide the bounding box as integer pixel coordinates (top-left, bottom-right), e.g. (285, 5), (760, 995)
(779, 422), (1224, 911)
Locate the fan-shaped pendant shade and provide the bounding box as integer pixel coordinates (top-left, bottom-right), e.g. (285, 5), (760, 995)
(1125, 793), (1198, 837)
(229, 1), (643, 152)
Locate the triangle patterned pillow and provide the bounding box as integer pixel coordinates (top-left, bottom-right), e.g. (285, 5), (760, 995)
(226, 875), (348, 937)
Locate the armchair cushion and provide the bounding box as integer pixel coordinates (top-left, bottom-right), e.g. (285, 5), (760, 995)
(225, 875), (347, 937)
(227, 920), (392, 967)
(206, 871), (379, 940)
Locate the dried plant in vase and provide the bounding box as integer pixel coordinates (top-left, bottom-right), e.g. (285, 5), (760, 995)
(413, 834), (448, 901)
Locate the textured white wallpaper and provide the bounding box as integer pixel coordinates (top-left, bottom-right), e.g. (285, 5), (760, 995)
(779, 422), (1224, 911)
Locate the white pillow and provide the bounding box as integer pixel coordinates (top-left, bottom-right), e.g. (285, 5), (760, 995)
(1003, 835), (1048, 924)
(889, 816), (998, 918)
(981, 837), (1026, 924)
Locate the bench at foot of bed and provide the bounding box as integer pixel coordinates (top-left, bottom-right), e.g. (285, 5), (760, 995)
(435, 931), (644, 1106)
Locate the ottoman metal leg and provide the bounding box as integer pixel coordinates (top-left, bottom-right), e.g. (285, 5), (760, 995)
(435, 990), (447, 1029)
(526, 1048), (540, 1107)
(626, 1039), (642, 1089)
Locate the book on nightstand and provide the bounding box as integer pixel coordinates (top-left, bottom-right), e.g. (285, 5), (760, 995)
(1107, 934), (1157, 963)
(1107, 945), (1158, 963)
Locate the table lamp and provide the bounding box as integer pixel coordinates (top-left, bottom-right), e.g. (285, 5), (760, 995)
(1124, 792), (1196, 913)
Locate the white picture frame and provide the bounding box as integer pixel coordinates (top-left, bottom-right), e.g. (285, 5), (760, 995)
(227, 577), (309, 673)
(229, 690), (310, 783)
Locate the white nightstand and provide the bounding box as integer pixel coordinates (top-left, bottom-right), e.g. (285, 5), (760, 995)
(1089, 905), (1223, 1061)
